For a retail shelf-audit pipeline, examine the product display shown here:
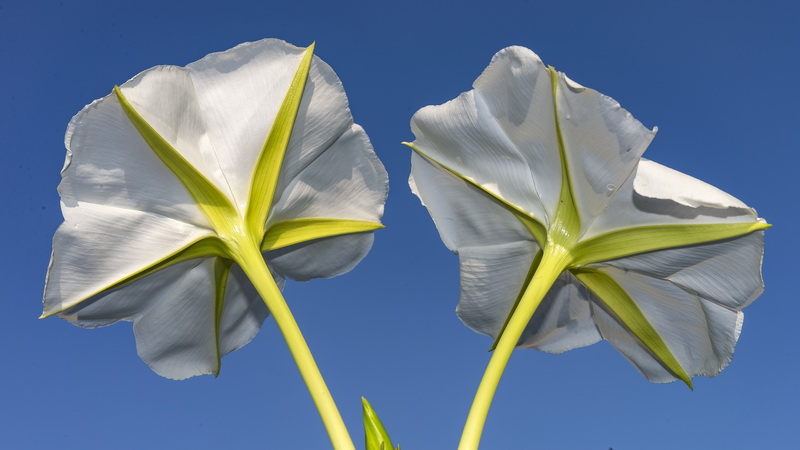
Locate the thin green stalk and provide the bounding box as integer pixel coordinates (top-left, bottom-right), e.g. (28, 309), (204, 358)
(233, 240), (355, 450)
(458, 245), (571, 450)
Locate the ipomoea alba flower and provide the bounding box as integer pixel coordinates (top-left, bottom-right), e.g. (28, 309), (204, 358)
(43, 39), (388, 380)
(407, 46), (767, 386)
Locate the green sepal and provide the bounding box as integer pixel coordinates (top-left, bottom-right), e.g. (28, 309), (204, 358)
(404, 142), (548, 247)
(363, 397), (399, 450)
(489, 249), (544, 352)
(246, 43), (315, 238)
(212, 258), (233, 377)
(262, 218), (384, 252)
(114, 86), (239, 237)
(41, 236), (229, 318)
(546, 65), (581, 248)
(572, 222), (770, 267)
(572, 268), (693, 388)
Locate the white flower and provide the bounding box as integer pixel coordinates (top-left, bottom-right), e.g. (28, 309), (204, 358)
(43, 39), (388, 381)
(407, 46), (768, 386)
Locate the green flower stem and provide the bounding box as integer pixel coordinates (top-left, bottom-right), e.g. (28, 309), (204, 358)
(233, 240), (355, 450)
(459, 245), (571, 450)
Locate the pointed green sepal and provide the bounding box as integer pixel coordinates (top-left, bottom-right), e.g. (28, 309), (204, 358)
(261, 218), (384, 252)
(363, 397), (399, 450)
(212, 258), (233, 377)
(40, 236), (229, 318)
(246, 43), (315, 238)
(489, 249), (544, 352)
(572, 268), (693, 388)
(572, 222), (770, 267)
(114, 86), (239, 235)
(546, 66), (582, 247)
(403, 142), (548, 246)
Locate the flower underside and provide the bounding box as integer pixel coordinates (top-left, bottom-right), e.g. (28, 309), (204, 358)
(44, 43), (384, 375)
(407, 65), (768, 388)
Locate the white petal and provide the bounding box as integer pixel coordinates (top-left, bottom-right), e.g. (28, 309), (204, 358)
(455, 242), (538, 337)
(183, 39), (303, 208)
(585, 159), (761, 237)
(266, 233), (374, 282)
(274, 51), (356, 205)
(554, 71), (656, 228)
(261, 124), (386, 282)
(517, 272), (602, 354)
(185, 39), (354, 210)
(60, 258), (283, 375)
(409, 47), (556, 223)
(634, 159), (749, 208)
(592, 266), (743, 381)
(61, 91), (212, 228)
(268, 124), (387, 224)
(117, 65), (232, 199)
(409, 152), (534, 252)
(471, 46), (562, 221)
(217, 263), (280, 355)
(412, 149), (552, 339)
(458, 254), (603, 353)
(591, 301), (677, 383)
(597, 231), (765, 309)
(57, 256), (196, 328)
(133, 258), (219, 380)
(43, 202), (213, 316)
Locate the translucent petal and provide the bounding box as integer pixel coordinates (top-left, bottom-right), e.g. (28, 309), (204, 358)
(591, 300), (678, 383)
(409, 152), (534, 252)
(585, 159), (760, 238)
(185, 39), (354, 211)
(471, 46), (562, 221)
(273, 50), (356, 206)
(58, 257), (198, 328)
(634, 159), (749, 209)
(182, 39), (304, 208)
(595, 231), (765, 309)
(61, 257), (278, 364)
(591, 266), (743, 381)
(266, 233), (374, 282)
(412, 151), (552, 339)
(117, 65), (232, 200)
(409, 48), (555, 223)
(133, 258), (219, 380)
(43, 202), (213, 316)
(456, 242), (538, 338)
(517, 272), (602, 353)
(261, 112), (383, 286)
(217, 263), (281, 355)
(61, 91), (211, 228)
(554, 72), (656, 230)
(268, 124), (387, 224)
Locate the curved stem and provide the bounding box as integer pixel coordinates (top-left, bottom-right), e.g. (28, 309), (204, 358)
(234, 241), (355, 450)
(459, 246), (570, 450)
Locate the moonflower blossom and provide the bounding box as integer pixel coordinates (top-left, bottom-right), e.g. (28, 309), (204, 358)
(406, 46), (767, 447)
(42, 39), (388, 384)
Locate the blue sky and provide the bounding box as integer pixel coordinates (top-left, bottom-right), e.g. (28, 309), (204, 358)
(3, 0), (798, 448)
